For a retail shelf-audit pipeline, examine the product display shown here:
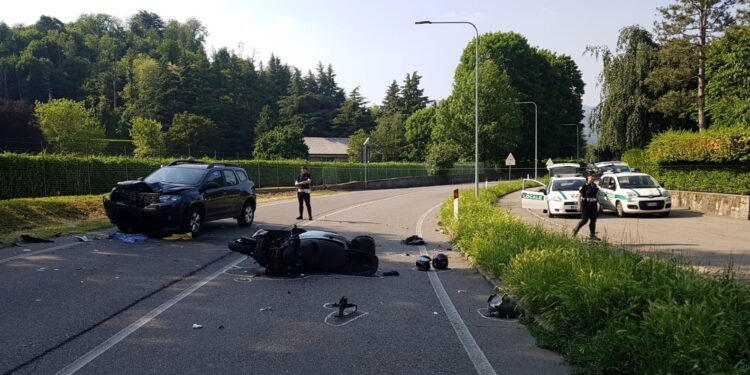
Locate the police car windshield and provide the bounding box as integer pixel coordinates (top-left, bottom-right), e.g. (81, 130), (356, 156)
(551, 179), (585, 191)
(618, 175), (658, 188)
(145, 167), (205, 185)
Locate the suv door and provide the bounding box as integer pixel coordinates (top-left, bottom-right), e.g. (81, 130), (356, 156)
(521, 179), (548, 210)
(202, 170), (225, 219)
(221, 169), (242, 217)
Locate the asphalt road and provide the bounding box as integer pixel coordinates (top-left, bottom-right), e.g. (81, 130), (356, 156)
(0, 185), (567, 375)
(499, 190), (750, 278)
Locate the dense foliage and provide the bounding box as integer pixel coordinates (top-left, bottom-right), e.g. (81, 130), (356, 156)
(590, 1), (749, 155)
(0, 153), (436, 199)
(34, 98), (105, 154)
(440, 182), (750, 374)
(646, 127), (750, 163)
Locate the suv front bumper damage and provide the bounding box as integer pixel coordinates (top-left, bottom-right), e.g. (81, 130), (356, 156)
(103, 197), (186, 230)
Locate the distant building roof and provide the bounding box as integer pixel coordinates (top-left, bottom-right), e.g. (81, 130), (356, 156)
(304, 137), (349, 156)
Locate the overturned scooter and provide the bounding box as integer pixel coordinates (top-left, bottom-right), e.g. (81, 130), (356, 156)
(228, 226), (379, 277)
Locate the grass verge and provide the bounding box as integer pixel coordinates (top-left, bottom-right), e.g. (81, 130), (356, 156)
(0, 190), (341, 247)
(440, 181), (750, 374)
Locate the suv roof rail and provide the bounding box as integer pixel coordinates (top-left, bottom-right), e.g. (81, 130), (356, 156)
(168, 159), (208, 166)
(207, 162), (240, 168)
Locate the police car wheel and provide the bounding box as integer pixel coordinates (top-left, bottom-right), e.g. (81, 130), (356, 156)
(616, 201), (625, 217)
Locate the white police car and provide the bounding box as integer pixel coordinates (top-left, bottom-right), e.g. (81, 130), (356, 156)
(598, 172), (671, 217)
(521, 163), (586, 218)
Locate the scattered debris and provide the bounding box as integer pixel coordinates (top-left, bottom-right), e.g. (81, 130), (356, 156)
(401, 235), (426, 246)
(332, 296), (358, 318)
(164, 233), (192, 241)
(23, 249), (31, 252)
(35, 299), (42, 302)
(401, 253), (411, 257)
(192, 324), (203, 329)
(457, 290), (467, 294)
(382, 271), (400, 277)
(259, 306), (272, 312)
(218, 325), (225, 330)
(21, 235), (54, 243)
(487, 294), (520, 319)
(108, 232), (148, 244)
(74, 236), (91, 242)
(36, 267), (47, 272)
(433, 311), (439, 315)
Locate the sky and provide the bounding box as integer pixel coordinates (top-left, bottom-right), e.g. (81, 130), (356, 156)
(2, 0), (673, 107)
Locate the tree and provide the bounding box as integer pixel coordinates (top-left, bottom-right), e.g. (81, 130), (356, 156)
(655, 0), (748, 131)
(706, 25), (750, 127)
(371, 113), (407, 161)
(587, 26), (662, 152)
(34, 98), (105, 154)
(401, 72), (429, 116)
(446, 59), (522, 164)
(404, 106), (437, 161)
(165, 112), (218, 156)
(425, 141), (461, 176)
(252, 125), (309, 160)
(380, 80), (402, 117)
(347, 128), (369, 162)
(331, 87), (374, 135)
(254, 104), (275, 137)
(129, 117), (165, 157)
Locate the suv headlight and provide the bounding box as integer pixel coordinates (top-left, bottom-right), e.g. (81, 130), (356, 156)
(159, 194), (180, 203)
(663, 190), (670, 198)
(626, 192), (636, 201)
(550, 195), (562, 202)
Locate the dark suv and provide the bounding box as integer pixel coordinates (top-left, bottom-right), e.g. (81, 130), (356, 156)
(103, 160), (256, 236)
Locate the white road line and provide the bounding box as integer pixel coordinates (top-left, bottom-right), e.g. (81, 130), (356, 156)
(53, 192), (412, 374)
(0, 242), (85, 265)
(54, 255), (248, 375)
(417, 203), (498, 375)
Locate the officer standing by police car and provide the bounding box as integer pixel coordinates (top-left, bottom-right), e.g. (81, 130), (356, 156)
(573, 171), (600, 240)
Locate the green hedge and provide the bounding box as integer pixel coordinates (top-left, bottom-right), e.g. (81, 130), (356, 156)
(646, 128), (750, 164)
(440, 182), (750, 374)
(0, 153), (448, 199)
(622, 144), (750, 194)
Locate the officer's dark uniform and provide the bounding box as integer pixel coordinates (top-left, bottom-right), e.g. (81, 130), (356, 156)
(573, 181), (600, 238)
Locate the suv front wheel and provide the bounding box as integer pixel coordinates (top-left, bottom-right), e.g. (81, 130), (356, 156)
(237, 201), (255, 227)
(183, 206), (203, 237)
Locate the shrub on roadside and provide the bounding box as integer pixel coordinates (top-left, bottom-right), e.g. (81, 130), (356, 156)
(645, 127), (750, 164)
(440, 182), (750, 374)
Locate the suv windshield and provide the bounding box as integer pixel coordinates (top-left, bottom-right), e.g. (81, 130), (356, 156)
(145, 167), (205, 185)
(551, 179), (585, 191)
(618, 175), (659, 188)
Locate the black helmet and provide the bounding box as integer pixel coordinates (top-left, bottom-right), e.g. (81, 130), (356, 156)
(432, 253), (448, 270)
(415, 255), (431, 271)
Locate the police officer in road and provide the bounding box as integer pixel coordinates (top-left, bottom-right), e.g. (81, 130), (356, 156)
(295, 166), (313, 220)
(573, 171), (600, 240)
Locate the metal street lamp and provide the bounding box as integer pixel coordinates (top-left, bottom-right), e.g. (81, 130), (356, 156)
(416, 20), (480, 197)
(363, 137), (370, 190)
(515, 101), (538, 179)
(559, 123), (580, 161)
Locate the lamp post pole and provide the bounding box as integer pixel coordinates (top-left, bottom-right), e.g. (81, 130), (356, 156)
(416, 20), (479, 197)
(363, 137), (370, 190)
(515, 101), (538, 179)
(560, 123), (580, 160)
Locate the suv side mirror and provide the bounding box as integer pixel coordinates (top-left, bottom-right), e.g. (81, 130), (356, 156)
(204, 182), (220, 190)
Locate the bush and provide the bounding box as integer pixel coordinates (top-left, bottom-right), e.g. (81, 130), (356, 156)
(34, 99), (105, 155)
(646, 128), (750, 164)
(643, 165), (750, 195)
(621, 148), (647, 167)
(0, 153), (435, 199)
(440, 182), (750, 374)
(426, 141), (461, 176)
